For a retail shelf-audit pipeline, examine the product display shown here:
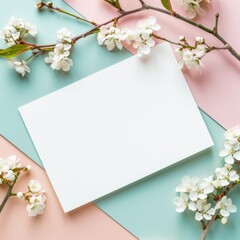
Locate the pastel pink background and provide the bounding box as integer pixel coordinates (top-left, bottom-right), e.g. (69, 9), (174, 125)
(0, 135), (137, 240)
(65, 0), (240, 129)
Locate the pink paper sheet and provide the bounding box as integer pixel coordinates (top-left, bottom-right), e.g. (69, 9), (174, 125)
(65, 0), (240, 129)
(0, 136), (137, 240)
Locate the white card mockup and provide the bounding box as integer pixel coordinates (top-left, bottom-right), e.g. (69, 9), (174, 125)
(19, 43), (213, 212)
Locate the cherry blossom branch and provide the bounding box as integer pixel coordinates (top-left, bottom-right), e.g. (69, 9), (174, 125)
(72, 6), (145, 43)
(201, 181), (239, 240)
(213, 13), (219, 35)
(0, 172), (20, 213)
(201, 215), (217, 240)
(142, 4), (240, 61)
(70, 2), (240, 61)
(174, 126), (240, 240)
(0, 155), (47, 216)
(1, 1), (239, 76)
(36, 1), (97, 25)
(138, 0), (146, 6)
(152, 34), (228, 53)
(24, 1), (239, 63)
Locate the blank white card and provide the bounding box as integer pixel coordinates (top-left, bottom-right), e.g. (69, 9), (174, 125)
(19, 43), (213, 212)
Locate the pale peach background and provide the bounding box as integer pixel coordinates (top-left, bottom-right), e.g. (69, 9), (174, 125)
(0, 135), (137, 240)
(65, 0), (240, 129)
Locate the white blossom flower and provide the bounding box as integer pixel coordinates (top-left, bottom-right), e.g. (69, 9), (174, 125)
(176, 175), (214, 202)
(45, 29), (73, 72)
(129, 16), (160, 57)
(224, 126), (240, 145)
(53, 43), (71, 58)
(0, 155), (21, 175)
(221, 217), (228, 224)
(97, 25), (128, 51)
(5, 155), (20, 169)
(0, 27), (20, 46)
(29, 179), (42, 193)
(173, 192), (197, 212)
(132, 33), (156, 57)
(215, 196), (237, 221)
(25, 165), (31, 171)
(195, 36), (204, 44)
(0, 17), (37, 46)
(48, 54), (73, 72)
(176, 44), (207, 70)
(26, 180), (46, 217)
(97, 16), (160, 57)
(199, 175), (215, 194)
(9, 16), (25, 29)
(0, 157), (10, 174)
(189, 178), (214, 201)
(57, 28), (72, 43)
(25, 22), (38, 37)
(179, 36), (185, 41)
(176, 176), (199, 193)
(136, 16), (161, 35)
(220, 142), (240, 164)
(212, 164), (239, 188)
(3, 170), (15, 181)
(178, 0), (210, 19)
(26, 195), (46, 217)
(195, 199), (215, 221)
(10, 60), (30, 77)
(17, 192), (24, 198)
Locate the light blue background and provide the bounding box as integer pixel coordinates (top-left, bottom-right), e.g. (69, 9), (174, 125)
(1, 1), (239, 239)
(0, 0), (131, 167)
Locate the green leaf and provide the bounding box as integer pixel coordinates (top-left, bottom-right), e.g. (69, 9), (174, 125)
(0, 44), (31, 59)
(104, 0), (122, 11)
(115, 0), (122, 10)
(161, 0), (172, 11)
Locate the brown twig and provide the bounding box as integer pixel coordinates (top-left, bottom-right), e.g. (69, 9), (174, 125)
(37, 1), (97, 25)
(71, 3), (240, 61)
(213, 13), (220, 35)
(0, 172), (20, 213)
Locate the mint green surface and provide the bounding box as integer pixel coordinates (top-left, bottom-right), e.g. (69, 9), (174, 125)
(96, 111), (240, 240)
(0, 0), (131, 167)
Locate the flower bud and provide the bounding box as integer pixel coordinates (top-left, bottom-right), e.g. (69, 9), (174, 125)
(17, 192), (24, 198)
(175, 47), (182, 53)
(25, 165), (31, 171)
(47, 1), (53, 8)
(221, 217), (228, 224)
(195, 36), (204, 44)
(179, 36), (185, 41)
(35, 1), (44, 10)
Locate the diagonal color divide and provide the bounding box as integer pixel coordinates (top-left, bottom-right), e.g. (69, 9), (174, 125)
(0, 0), (131, 167)
(0, 135), (138, 240)
(65, 0), (240, 129)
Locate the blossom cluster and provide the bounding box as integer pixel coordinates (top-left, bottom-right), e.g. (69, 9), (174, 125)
(0, 17), (74, 77)
(178, 0), (210, 19)
(45, 28), (73, 71)
(175, 36), (207, 70)
(17, 180), (47, 217)
(173, 175), (237, 224)
(173, 126), (240, 225)
(0, 16), (37, 46)
(220, 126), (240, 164)
(0, 17), (38, 77)
(0, 154), (46, 217)
(97, 16), (160, 57)
(0, 155), (28, 183)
